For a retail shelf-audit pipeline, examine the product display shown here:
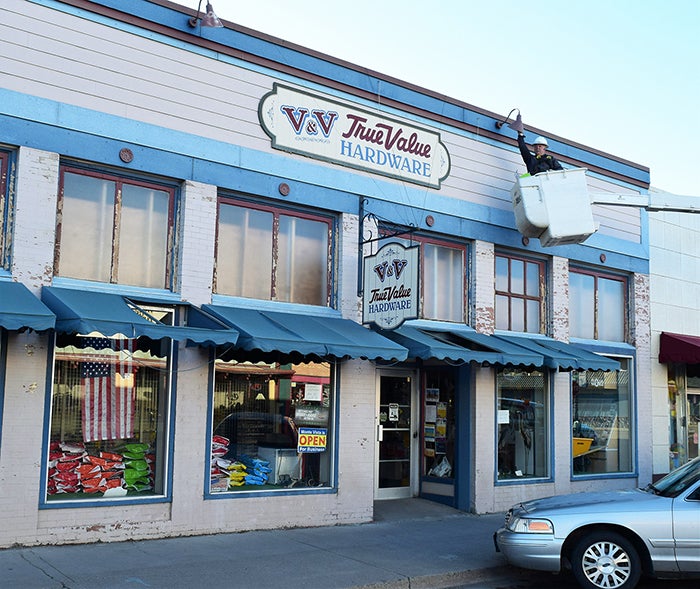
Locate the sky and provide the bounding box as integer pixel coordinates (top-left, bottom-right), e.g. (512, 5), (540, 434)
(205, 0), (699, 196)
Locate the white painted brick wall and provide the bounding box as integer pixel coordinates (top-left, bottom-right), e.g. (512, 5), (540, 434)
(0, 332), (51, 546)
(473, 240), (494, 333)
(11, 147), (59, 291)
(178, 181), (217, 305)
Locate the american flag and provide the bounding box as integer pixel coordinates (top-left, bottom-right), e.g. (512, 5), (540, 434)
(81, 338), (136, 442)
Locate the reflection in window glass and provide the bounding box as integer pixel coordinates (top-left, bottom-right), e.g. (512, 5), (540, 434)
(47, 335), (171, 501)
(572, 360), (633, 475)
(497, 369), (548, 480)
(210, 361), (333, 492)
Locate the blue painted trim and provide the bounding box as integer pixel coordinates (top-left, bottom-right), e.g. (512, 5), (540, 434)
(569, 340), (636, 357)
(0, 89), (650, 271)
(51, 277), (184, 302)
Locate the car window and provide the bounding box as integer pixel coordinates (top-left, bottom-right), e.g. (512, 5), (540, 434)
(653, 457), (700, 498)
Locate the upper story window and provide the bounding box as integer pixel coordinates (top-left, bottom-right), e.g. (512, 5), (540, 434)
(0, 150), (11, 270)
(570, 268), (627, 341)
(55, 166), (176, 289)
(495, 253), (544, 333)
(215, 197), (333, 306)
(387, 234), (465, 323)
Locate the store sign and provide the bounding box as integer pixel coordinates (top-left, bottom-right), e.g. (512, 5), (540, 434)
(259, 83), (451, 188)
(298, 427), (327, 453)
(362, 242), (419, 329)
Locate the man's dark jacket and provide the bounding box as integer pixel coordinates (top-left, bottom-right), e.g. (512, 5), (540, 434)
(518, 134), (563, 175)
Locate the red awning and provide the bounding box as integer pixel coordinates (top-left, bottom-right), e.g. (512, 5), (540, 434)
(659, 332), (700, 364)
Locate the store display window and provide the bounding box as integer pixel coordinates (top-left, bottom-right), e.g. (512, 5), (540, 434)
(210, 360), (333, 493)
(572, 360), (633, 475)
(422, 368), (455, 479)
(46, 334), (171, 501)
(497, 369), (548, 481)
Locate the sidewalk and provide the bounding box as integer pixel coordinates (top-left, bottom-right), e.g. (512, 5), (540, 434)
(0, 499), (507, 589)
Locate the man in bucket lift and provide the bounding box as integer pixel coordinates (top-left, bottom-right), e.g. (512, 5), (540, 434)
(510, 115), (563, 175)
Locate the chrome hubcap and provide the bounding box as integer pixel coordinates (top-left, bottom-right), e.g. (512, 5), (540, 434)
(581, 541), (631, 588)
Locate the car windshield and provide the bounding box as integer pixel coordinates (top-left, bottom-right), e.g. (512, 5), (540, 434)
(649, 456), (700, 498)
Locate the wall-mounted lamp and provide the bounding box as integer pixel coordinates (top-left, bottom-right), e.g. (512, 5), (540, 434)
(188, 1), (224, 28)
(495, 108), (523, 132)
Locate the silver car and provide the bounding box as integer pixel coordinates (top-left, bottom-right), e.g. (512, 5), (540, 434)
(494, 456), (700, 589)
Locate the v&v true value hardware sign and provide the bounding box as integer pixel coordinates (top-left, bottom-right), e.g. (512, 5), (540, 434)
(259, 84), (451, 188)
(363, 243), (419, 329)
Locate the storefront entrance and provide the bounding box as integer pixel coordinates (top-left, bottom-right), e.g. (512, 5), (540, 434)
(375, 371), (418, 499)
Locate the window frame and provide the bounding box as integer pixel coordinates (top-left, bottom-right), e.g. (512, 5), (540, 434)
(379, 231), (467, 323)
(571, 356), (635, 478)
(569, 267), (628, 342)
(54, 165), (178, 289)
(494, 252), (545, 334)
(0, 150), (12, 270)
(214, 195), (335, 307)
(41, 301), (181, 508)
(495, 367), (551, 483)
(206, 359), (337, 497)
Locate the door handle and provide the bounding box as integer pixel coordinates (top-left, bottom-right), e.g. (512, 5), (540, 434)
(377, 424), (384, 442)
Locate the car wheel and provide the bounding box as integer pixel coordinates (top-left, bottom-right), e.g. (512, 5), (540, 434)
(570, 530), (641, 589)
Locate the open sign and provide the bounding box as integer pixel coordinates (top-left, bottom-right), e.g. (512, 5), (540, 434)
(298, 427), (327, 453)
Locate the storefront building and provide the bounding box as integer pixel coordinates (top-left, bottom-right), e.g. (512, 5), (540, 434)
(0, 0), (652, 546)
(650, 209), (700, 477)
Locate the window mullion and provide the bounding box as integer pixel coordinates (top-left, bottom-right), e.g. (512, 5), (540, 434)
(271, 212), (279, 299)
(111, 183), (122, 284)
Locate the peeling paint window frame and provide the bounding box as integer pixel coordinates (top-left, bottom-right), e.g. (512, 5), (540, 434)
(494, 252), (545, 334)
(569, 267), (628, 342)
(0, 150), (11, 271)
(381, 232), (466, 323)
(54, 165), (178, 290)
(214, 195), (335, 307)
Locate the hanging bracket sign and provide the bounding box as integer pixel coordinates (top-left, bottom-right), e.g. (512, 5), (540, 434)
(259, 83), (451, 188)
(363, 242), (419, 329)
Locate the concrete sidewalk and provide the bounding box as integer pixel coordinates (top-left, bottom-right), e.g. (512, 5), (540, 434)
(0, 499), (507, 589)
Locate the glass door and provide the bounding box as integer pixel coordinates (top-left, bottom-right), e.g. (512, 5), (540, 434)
(375, 371), (417, 500)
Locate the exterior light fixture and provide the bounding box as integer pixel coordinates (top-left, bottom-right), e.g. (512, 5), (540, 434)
(495, 108), (522, 131)
(188, 1), (224, 28)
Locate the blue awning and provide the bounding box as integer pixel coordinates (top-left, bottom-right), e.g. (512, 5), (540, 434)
(0, 281), (55, 332)
(372, 324), (544, 367)
(491, 333), (621, 371)
(41, 286), (239, 347)
(204, 304), (408, 362)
